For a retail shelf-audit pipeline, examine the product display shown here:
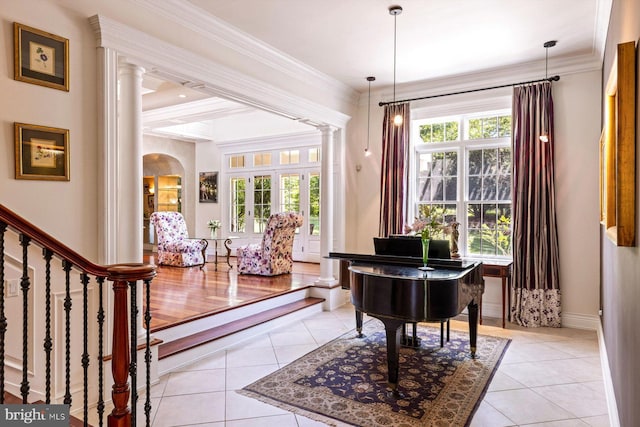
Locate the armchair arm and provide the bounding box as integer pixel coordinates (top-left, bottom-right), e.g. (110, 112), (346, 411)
(166, 238), (208, 253)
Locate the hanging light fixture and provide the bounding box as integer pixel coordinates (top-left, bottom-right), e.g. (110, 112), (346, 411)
(365, 76), (375, 157)
(389, 5), (403, 126)
(539, 40), (556, 143)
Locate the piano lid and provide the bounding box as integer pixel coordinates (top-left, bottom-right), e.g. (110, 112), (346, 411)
(348, 262), (480, 282)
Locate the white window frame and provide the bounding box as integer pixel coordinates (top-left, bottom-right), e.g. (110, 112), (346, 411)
(410, 102), (512, 260)
(219, 132), (322, 261)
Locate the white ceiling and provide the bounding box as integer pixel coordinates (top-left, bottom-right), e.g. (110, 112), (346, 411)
(142, 0), (609, 142)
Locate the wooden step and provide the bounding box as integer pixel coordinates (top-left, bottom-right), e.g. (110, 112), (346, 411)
(158, 297), (325, 359)
(3, 392), (88, 427)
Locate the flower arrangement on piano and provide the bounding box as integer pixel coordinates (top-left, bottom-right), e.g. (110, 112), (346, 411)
(405, 216), (442, 240)
(404, 205), (448, 240)
(405, 207), (448, 270)
(207, 219), (221, 238)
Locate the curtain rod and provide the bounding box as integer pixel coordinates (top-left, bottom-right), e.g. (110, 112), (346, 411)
(378, 75), (560, 107)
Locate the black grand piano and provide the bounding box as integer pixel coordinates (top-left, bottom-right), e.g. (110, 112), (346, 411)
(330, 248), (483, 394)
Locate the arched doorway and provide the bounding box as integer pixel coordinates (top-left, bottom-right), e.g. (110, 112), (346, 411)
(143, 153), (185, 250)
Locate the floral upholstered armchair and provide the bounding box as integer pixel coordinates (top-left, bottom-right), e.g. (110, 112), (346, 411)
(237, 212), (303, 276)
(150, 211), (208, 267)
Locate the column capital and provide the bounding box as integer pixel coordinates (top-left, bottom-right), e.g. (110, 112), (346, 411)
(317, 124), (338, 135)
(117, 56), (146, 74)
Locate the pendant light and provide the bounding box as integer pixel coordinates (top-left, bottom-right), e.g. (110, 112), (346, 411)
(365, 76), (375, 157)
(539, 40), (556, 143)
(389, 5), (403, 126)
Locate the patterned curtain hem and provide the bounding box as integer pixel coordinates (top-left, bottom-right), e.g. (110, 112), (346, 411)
(511, 288), (561, 327)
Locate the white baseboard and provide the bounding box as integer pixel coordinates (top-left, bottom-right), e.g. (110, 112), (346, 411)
(597, 320), (621, 427)
(560, 312), (600, 330)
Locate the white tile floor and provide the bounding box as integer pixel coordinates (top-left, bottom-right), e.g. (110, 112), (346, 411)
(142, 304), (611, 427)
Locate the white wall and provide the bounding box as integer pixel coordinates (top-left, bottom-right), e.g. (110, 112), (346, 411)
(552, 70), (602, 322)
(1, 2), (99, 259)
(194, 141), (224, 242)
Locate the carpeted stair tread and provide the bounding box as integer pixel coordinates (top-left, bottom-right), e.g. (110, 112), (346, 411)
(159, 297), (324, 359)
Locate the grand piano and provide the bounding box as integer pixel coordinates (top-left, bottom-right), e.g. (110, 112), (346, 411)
(329, 249), (483, 394)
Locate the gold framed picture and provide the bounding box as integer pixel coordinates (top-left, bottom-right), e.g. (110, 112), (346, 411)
(14, 22), (69, 91)
(15, 123), (70, 181)
(600, 41), (636, 246)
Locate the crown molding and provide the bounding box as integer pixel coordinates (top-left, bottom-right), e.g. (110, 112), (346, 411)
(377, 52), (603, 106)
(594, 0), (613, 61)
(89, 14), (351, 129)
(143, 98), (254, 125)
(216, 130), (320, 152)
(143, 128), (209, 143)
(130, 0), (358, 106)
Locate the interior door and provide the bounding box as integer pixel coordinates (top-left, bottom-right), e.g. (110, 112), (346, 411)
(228, 172), (273, 250)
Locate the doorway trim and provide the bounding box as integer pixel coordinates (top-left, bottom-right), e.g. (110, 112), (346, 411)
(90, 14), (349, 283)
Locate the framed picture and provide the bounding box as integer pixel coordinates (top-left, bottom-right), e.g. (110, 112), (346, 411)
(199, 172), (218, 203)
(15, 122), (69, 181)
(600, 40), (636, 246)
(14, 22), (69, 91)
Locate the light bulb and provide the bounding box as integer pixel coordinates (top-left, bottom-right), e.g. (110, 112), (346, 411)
(364, 148), (372, 157)
(393, 114), (403, 126)
(539, 134), (549, 143)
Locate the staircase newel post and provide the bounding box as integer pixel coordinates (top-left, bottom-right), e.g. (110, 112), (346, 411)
(106, 263), (155, 427)
(108, 275), (131, 427)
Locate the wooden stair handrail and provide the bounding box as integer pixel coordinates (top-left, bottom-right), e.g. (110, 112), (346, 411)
(1, 203), (107, 277)
(1, 203), (156, 426)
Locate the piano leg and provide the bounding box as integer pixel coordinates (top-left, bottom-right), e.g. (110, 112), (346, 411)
(381, 318), (405, 397)
(355, 310), (364, 337)
(400, 323), (421, 348)
(467, 300), (479, 358)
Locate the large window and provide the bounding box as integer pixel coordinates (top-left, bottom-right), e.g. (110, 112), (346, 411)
(412, 110), (512, 258)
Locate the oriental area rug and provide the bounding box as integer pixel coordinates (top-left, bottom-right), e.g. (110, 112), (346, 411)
(239, 319), (510, 427)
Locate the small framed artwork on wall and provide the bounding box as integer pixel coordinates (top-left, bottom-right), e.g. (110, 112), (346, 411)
(15, 122), (70, 181)
(199, 171), (218, 203)
(14, 22), (69, 91)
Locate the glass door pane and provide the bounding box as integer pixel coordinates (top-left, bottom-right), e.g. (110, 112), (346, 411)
(309, 172), (320, 236)
(230, 177), (246, 233)
(253, 175), (272, 233)
(279, 173), (301, 214)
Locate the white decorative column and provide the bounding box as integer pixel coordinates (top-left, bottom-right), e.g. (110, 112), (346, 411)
(117, 60), (145, 264)
(315, 125), (338, 288)
(118, 59), (147, 342)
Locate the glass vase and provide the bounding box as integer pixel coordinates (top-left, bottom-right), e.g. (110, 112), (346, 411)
(210, 228), (217, 239)
(421, 237), (430, 269)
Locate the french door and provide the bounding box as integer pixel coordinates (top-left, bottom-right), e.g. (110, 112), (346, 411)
(228, 168), (320, 262)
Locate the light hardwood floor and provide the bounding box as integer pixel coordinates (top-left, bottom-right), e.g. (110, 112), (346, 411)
(144, 253), (320, 330)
